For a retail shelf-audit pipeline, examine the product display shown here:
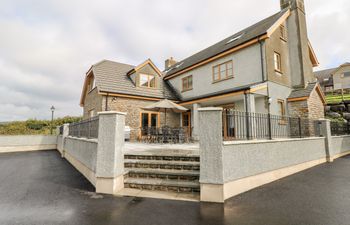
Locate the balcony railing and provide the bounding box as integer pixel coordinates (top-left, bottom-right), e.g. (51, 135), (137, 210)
(223, 111), (320, 141)
(69, 116), (99, 139)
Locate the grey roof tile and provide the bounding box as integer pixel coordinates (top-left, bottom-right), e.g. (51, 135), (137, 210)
(288, 82), (318, 99)
(164, 9), (289, 77)
(92, 60), (178, 100)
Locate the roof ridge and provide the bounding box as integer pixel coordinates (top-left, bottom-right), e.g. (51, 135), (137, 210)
(164, 9), (289, 77)
(93, 59), (135, 68)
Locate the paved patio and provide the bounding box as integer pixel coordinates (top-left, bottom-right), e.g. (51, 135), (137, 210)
(1, 150), (350, 225)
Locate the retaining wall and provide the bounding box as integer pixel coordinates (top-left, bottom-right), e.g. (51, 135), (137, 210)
(198, 107), (350, 203)
(331, 135), (350, 159)
(222, 137), (326, 183)
(0, 135), (57, 153)
(63, 136), (98, 185)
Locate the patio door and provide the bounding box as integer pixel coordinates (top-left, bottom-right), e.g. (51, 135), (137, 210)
(222, 104), (235, 140)
(141, 112), (159, 128)
(182, 111), (191, 136)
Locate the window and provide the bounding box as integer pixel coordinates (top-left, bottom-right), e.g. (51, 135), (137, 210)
(278, 100), (285, 117)
(139, 74), (156, 88)
(182, 75), (193, 92)
(212, 61), (233, 82)
(280, 25), (287, 40)
(274, 52), (282, 73)
(88, 75), (96, 91)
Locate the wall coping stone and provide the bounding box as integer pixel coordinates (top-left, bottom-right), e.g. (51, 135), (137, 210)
(98, 111), (127, 115)
(224, 137), (325, 146)
(66, 136), (98, 143)
(198, 107), (223, 112)
(331, 135), (350, 139)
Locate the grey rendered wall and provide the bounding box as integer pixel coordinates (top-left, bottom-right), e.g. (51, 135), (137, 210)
(221, 137), (326, 183)
(331, 136), (350, 156)
(333, 65), (350, 90)
(0, 135), (57, 147)
(168, 43), (263, 101)
(268, 81), (292, 115)
(64, 137), (98, 172)
(57, 135), (63, 152)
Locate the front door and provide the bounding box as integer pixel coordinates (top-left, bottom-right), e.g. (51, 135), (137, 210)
(182, 111), (191, 136)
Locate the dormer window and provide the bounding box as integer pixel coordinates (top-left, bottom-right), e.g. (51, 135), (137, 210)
(139, 74), (156, 88)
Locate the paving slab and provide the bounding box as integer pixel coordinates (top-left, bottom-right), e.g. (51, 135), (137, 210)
(1, 150), (350, 225)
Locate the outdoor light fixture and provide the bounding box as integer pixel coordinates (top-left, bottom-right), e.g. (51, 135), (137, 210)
(268, 97), (273, 105)
(50, 106), (55, 135)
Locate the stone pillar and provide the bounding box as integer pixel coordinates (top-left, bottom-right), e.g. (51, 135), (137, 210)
(192, 103), (201, 141)
(59, 124), (69, 158)
(244, 93), (256, 113)
(319, 119), (333, 162)
(198, 107), (225, 203)
(244, 93), (256, 139)
(95, 111), (126, 195)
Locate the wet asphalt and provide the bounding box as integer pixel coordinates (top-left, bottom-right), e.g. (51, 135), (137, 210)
(0, 150), (350, 225)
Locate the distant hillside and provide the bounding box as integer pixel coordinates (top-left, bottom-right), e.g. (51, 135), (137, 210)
(0, 116), (82, 135)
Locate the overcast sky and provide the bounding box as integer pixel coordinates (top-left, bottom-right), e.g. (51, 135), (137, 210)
(0, 0), (349, 121)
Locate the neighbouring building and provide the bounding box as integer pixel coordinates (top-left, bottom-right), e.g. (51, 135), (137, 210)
(315, 62), (350, 93)
(80, 0), (325, 141)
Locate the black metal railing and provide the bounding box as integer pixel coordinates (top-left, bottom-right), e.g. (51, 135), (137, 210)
(331, 122), (350, 136)
(223, 111), (320, 141)
(69, 116), (99, 139)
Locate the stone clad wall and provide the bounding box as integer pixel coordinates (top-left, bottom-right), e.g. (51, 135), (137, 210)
(307, 89), (325, 119)
(104, 97), (180, 140)
(83, 88), (103, 119)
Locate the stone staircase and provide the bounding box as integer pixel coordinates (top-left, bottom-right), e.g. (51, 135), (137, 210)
(124, 151), (200, 193)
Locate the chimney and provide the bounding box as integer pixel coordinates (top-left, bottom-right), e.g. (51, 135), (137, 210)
(280, 0), (305, 11)
(165, 57), (177, 70)
(280, 0), (313, 89)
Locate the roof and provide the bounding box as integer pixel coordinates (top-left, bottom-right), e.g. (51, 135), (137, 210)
(288, 82), (318, 99)
(314, 68), (337, 80)
(81, 60), (178, 105)
(164, 8), (289, 78)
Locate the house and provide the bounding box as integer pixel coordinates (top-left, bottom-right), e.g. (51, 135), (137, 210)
(315, 63), (350, 93)
(80, 0), (325, 141)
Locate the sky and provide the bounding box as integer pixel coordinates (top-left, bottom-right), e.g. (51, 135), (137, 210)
(0, 0), (349, 121)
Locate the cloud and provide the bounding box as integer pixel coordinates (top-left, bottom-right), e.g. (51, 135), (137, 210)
(0, 0), (349, 121)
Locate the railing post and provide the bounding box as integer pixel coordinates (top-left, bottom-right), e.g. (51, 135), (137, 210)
(268, 113), (272, 140)
(245, 111), (250, 140)
(298, 117), (302, 138)
(95, 111), (126, 195)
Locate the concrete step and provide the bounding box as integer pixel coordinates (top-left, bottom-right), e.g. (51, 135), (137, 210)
(124, 154), (200, 162)
(125, 168), (199, 181)
(124, 159), (200, 171)
(124, 178), (200, 193)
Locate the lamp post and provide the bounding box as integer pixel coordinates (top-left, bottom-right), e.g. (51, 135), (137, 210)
(50, 106), (55, 135)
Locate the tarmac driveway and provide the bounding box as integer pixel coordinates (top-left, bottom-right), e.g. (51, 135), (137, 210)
(0, 150), (350, 225)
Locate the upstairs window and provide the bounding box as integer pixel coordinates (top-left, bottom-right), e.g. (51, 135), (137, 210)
(213, 60), (233, 82)
(182, 75), (193, 92)
(274, 52), (282, 73)
(139, 74), (156, 88)
(88, 75), (96, 92)
(280, 25), (287, 41)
